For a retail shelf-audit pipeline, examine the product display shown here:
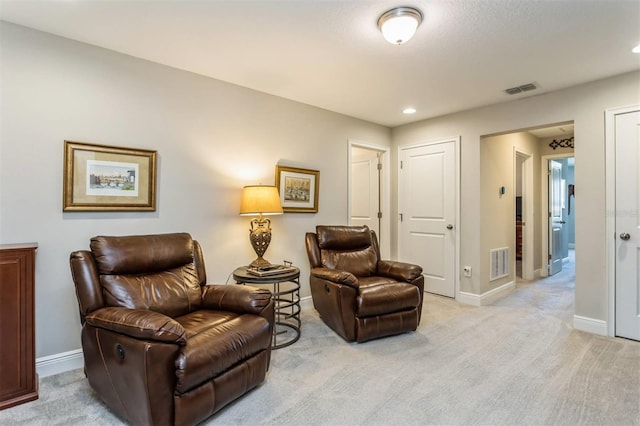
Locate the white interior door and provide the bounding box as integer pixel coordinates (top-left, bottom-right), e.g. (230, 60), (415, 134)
(548, 160), (564, 275)
(399, 140), (456, 298)
(350, 147), (380, 237)
(615, 108), (640, 341)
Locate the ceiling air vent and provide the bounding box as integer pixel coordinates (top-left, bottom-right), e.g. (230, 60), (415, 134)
(504, 82), (537, 95)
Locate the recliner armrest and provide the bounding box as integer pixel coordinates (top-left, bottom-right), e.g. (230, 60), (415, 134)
(201, 284), (272, 315)
(85, 307), (187, 345)
(377, 260), (423, 282)
(310, 267), (358, 288)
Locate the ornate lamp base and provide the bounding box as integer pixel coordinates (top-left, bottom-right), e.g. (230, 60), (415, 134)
(248, 216), (273, 268)
(250, 256), (272, 268)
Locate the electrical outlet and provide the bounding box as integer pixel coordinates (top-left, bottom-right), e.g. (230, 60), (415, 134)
(463, 266), (472, 277)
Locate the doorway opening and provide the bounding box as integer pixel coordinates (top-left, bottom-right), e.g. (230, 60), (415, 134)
(480, 122), (575, 294)
(348, 140), (390, 259)
(515, 149), (533, 280)
(541, 154), (575, 278)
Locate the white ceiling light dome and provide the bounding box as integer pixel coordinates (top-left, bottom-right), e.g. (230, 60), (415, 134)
(377, 7), (423, 45)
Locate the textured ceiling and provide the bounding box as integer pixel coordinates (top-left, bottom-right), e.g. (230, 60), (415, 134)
(1, 0), (639, 127)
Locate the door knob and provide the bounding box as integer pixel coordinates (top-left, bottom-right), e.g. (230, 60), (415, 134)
(446, 224), (453, 230)
(620, 232), (631, 241)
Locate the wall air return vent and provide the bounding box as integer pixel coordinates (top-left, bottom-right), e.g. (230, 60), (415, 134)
(490, 247), (509, 281)
(504, 82), (537, 95)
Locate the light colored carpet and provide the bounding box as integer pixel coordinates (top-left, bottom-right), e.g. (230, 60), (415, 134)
(2, 263), (639, 425)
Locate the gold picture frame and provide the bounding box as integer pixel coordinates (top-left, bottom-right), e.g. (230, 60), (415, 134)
(63, 140), (157, 212)
(275, 165), (319, 213)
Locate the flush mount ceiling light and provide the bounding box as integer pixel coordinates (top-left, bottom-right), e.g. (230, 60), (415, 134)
(402, 107), (417, 114)
(377, 6), (423, 45)
(633, 43), (640, 53)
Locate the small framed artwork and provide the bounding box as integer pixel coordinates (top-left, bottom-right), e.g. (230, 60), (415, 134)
(275, 165), (319, 213)
(63, 140), (157, 212)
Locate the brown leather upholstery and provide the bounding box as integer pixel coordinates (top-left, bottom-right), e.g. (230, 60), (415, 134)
(70, 233), (274, 426)
(305, 225), (424, 342)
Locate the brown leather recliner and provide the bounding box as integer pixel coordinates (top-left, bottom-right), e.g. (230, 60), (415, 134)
(70, 233), (274, 426)
(305, 225), (424, 343)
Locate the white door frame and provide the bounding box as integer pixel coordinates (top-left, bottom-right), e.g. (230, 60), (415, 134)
(515, 148), (535, 281)
(540, 152), (573, 278)
(605, 104), (640, 337)
(397, 136), (460, 299)
(348, 139), (390, 259)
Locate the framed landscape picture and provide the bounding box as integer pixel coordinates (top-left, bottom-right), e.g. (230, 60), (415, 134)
(63, 140), (157, 212)
(275, 165), (319, 213)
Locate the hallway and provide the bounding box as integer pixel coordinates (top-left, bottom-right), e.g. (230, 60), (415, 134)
(517, 249), (575, 286)
(512, 249), (575, 321)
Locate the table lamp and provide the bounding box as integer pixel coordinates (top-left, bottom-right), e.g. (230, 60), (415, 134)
(239, 185), (283, 268)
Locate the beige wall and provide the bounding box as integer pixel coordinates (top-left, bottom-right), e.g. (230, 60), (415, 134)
(480, 132), (541, 293)
(2, 20), (638, 362)
(0, 22), (391, 358)
(392, 70), (640, 323)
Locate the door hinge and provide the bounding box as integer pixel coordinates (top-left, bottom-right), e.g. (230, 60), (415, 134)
(400, 161), (403, 169)
(400, 213), (403, 222)
(548, 254), (552, 260)
(377, 163), (382, 170)
(548, 212), (551, 218)
(377, 211), (382, 219)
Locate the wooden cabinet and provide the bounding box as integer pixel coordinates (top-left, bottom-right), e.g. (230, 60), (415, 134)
(0, 243), (38, 410)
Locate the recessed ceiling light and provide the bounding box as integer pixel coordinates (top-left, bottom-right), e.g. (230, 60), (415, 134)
(633, 43), (640, 53)
(403, 107), (416, 114)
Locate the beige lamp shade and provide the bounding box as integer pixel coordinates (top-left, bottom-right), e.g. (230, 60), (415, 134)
(240, 185), (283, 268)
(239, 185), (283, 216)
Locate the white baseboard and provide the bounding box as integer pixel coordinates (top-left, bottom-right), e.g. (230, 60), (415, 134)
(573, 315), (608, 336)
(521, 268), (541, 281)
(300, 295), (313, 310)
(568, 243), (575, 249)
(36, 349), (84, 378)
(457, 281), (515, 306)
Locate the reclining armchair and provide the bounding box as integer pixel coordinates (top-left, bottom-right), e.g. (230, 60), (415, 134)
(305, 225), (424, 343)
(70, 233), (274, 426)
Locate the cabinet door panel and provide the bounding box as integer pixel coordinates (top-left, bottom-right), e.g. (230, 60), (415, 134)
(0, 244), (38, 410)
